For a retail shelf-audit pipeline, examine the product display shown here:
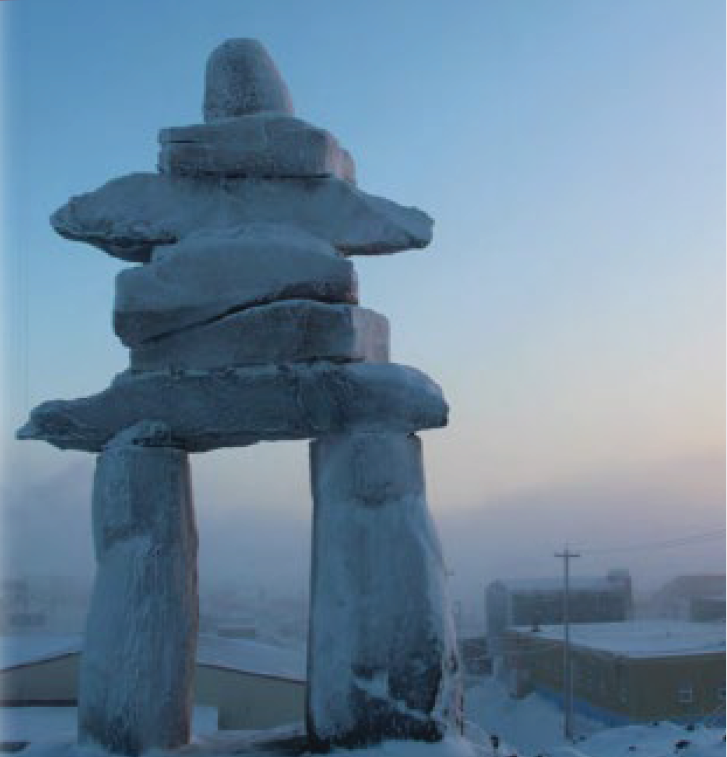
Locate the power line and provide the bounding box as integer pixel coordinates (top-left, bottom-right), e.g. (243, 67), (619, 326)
(576, 528), (725, 556)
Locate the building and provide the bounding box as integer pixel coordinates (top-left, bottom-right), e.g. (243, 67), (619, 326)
(0, 633), (305, 738)
(691, 595), (726, 623)
(0, 577), (91, 635)
(501, 620), (725, 726)
(486, 570), (632, 659)
(647, 575), (726, 621)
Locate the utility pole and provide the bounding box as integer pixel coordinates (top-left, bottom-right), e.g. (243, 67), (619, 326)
(555, 546), (580, 740)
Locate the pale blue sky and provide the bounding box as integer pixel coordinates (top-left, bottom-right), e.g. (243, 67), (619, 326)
(2, 1), (724, 600)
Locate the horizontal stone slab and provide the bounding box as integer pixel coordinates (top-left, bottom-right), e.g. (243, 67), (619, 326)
(51, 173), (433, 263)
(130, 301), (389, 371)
(159, 114), (355, 182)
(17, 363), (448, 453)
(114, 225), (358, 347)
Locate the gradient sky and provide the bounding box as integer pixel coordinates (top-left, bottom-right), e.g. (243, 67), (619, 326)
(1, 1), (724, 611)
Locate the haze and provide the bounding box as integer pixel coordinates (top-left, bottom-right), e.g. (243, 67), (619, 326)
(1, 0), (724, 624)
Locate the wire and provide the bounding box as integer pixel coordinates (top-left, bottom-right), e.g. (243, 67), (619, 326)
(575, 528), (726, 556)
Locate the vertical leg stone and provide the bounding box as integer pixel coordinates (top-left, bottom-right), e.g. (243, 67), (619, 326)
(306, 432), (462, 749)
(79, 423), (198, 756)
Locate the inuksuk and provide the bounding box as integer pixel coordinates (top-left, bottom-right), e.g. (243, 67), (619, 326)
(18, 39), (461, 754)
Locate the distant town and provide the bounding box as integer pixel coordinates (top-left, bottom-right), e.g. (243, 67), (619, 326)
(2, 567), (724, 749)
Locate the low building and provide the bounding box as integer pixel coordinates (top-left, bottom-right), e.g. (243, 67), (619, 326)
(691, 595), (726, 623)
(486, 570), (632, 659)
(647, 575), (726, 621)
(0, 633), (305, 735)
(0, 577), (91, 635)
(502, 620), (726, 726)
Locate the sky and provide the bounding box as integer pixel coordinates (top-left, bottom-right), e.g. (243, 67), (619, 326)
(1, 1), (724, 619)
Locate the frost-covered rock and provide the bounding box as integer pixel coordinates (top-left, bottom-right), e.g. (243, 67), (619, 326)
(79, 422), (198, 756)
(51, 173), (433, 263)
(17, 362), (448, 453)
(113, 225), (357, 347)
(130, 300), (389, 371)
(159, 114), (355, 182)
(203, 38), (294, 121)
(307, 432), (462, 748)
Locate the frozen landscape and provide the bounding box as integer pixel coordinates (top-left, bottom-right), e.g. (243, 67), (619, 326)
(3, 4), (725, 757)
(5, 673), (725, 756)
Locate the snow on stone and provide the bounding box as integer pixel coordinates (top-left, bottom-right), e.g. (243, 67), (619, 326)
(79, 430), (198, 753)
(22, 36), (455, 753)
(129, 300), (389, 372)
(518, 620), (726, 658)
(307, 433), (461, 745)
(50, 173), (433, 263)
(203, 38), (294, 121)
(17, 362), (448, 453)
(159, 114), (355, 182)
(114, 225), (357, 346)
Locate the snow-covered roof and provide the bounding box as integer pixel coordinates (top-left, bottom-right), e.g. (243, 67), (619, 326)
(511, 620), (726, 658)
(0, 634), (81, 669)
(0, 633), (305, 681)
(494, 576), (620, 593)
(196, 634), (305, 681)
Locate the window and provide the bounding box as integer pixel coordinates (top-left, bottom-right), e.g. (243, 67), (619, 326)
(677, 686), (694, 704)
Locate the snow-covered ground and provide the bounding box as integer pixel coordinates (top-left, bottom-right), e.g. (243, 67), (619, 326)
(7, 675), (725, 756)
(464, 675), (725, 757)
(0, 707), (218, 744)
(464, 674), (602, 754)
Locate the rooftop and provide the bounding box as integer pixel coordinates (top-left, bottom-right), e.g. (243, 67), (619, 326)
(0, 633), (305, 681)
(510, 620), (726, 658)
(492, 576), (624, 593)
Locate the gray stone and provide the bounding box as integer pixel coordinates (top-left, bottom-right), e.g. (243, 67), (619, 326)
(51, 173), (433, 263)
(204, 38), (294, 121)
(159, 114), (355, 182)
(16, 362), (448, 453)
(130, 301), (389, 372)
(114, 224), (358, 347)
(307, 432), (462, 748)
(79, 422), (198, 755)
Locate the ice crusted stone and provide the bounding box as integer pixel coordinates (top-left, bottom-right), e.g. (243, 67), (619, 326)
(16, 363), (448, 453)
(130, 301), (389, 372)
(159, 114), (355, 182)
(51, 173), (433, 263)
(114, 225), (358, 347)
(79, 422), (198, 755)
(204, 38), (294, 121)
(307, 432), (462, 748)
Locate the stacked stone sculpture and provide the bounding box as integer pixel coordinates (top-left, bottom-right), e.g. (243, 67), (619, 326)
(18, 39), (461, 754)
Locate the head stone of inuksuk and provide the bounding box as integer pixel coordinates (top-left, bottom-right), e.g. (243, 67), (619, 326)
(18, 39), (462, 754)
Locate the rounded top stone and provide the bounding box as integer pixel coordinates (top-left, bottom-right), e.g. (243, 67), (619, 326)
(204, 38), (294, 122)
